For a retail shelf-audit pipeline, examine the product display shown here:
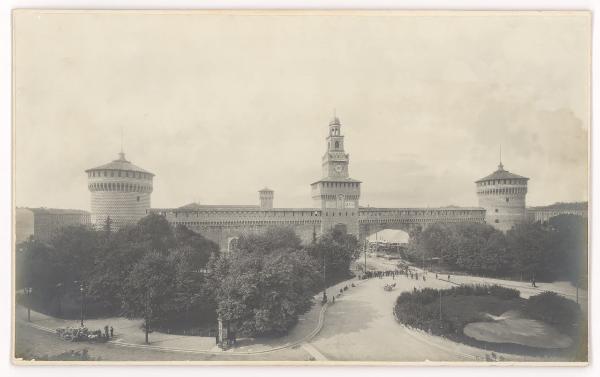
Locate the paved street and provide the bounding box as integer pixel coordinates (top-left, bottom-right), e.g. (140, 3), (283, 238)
(308, 272), (562, 362)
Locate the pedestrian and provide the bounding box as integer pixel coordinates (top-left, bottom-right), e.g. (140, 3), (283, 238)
(110, 326), (114, 338)
(332, 296), (335, 303)
(436, 273), (438, 279)
(532, 278), (536, 288)
(448, 275), (451, 281)
(104, 325), (109, 339)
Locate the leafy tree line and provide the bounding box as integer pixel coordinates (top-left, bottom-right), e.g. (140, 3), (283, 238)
(16, 215), (360, 339)
(405, 214), (587, 284)
(16, 215), (219, 329)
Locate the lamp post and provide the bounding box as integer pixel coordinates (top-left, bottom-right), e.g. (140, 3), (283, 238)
(439, 289), (442, 322)
(24, 287), (33, 322)
(364, 239), (367, 274)
(56, 282), (63, 317)
(322, 244), (327, 302)
(75, 281), (85, 327)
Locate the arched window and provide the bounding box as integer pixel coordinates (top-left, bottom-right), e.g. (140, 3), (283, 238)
(335, 141), (339, 149)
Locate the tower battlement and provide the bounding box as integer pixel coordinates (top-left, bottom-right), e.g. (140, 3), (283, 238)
(85, 152), (154, 229)
(476, 159), (529, 232)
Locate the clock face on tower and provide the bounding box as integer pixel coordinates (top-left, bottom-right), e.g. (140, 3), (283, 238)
(334, 164), (343, 173)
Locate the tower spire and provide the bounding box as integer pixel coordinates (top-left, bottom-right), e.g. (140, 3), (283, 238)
(118, 126), (126, 161)
(498, 144), (504, 170)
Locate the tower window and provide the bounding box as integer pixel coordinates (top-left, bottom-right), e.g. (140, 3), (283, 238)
(335, 141), (339, 149)
(506, 197), (509, 202)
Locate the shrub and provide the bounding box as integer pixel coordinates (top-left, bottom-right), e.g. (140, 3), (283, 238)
(524, 291), (581, 335)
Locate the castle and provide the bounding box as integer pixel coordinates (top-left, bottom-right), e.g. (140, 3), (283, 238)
(83, 116), (515, 251)
(14, 116), (586, 247)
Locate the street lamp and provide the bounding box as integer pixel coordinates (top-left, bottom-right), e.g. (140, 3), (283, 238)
(55, 282), (63, 317)
(24, 287), (33, 322)
(74, 281), (85, 327)
(439, 289), (442, 322)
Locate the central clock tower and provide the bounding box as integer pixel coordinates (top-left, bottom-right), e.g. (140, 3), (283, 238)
(311, 116), (361, 236)
(322, 117), (350, 178)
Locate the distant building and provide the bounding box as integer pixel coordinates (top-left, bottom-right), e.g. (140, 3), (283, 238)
(259, 188), (274, 209)
(85, 151), (154, 230)
(527, 202), (588, 223)
(15, 207), (91, 244)
(476, 160), (529, 232)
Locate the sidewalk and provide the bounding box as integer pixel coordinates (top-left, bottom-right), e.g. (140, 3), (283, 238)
(16, 276), (360, 355)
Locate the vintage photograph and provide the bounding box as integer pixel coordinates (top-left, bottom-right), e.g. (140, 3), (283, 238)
(12, 10), (590, 364)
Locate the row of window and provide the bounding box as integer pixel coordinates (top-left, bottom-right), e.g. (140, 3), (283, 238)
(361, 210), (482, 216)
(173, 219), (321, 227)
(320, 195), (359, 201)
(478, 187), (526, 195)
(478, 179), (527, 187)
(88, 170), (152, 180)
(360, 218), (484, 224)
(318, 182), (359, 188)
(88, 182), (152, 193)
(323, 212), (355, 217)
(172, 211), (322, 218)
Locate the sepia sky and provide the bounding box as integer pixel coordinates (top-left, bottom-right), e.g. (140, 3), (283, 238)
(14, 11), (590, 210)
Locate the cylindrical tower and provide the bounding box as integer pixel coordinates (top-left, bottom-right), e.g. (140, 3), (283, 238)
(259, 187), (274, 209)
(476, 161), (529, 232)
(85, 152), (154, 230)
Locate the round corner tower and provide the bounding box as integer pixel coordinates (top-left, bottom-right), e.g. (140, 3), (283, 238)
(86, 152), (154, 230)
(259, 187), (274, 209)
(476, 160), (529, 232)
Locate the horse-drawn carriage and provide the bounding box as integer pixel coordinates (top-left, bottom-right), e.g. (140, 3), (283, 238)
(383, 283), (396, 291)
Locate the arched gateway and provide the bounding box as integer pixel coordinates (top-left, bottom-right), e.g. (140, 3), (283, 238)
(149, 116), (486, 251)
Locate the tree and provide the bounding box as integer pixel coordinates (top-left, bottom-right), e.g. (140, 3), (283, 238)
(16, 239), (60, 299)
(174, 224), (219, 268)
(507, 222), (557, 281)
(136, 213), (176, 254)
(548, 215), (588, 287)
(121, 251), (177, 343)
(479, 230), (512, 276)
(208, 247), (319, 336)
(307, 228), (359, 281)
(236, 226), (303, 254)
(206, 227), (320, 336)
(51, 225), (100, 285)
(87, 225), (148, 313)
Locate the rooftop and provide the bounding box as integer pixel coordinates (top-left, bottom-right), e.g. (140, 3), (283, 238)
(528, 202), (588, 211)
(85, 152), (154, 175)
(311, 177), (362, 185)
(20, 207), (90, 215)
(177, 203), (260, 211)
(476, 162), (528, 183)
